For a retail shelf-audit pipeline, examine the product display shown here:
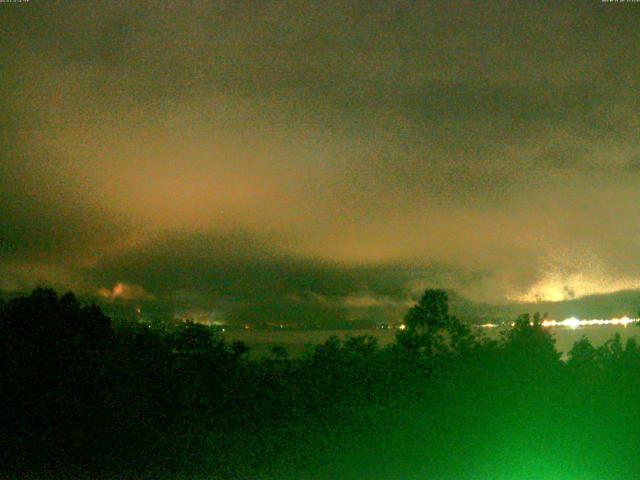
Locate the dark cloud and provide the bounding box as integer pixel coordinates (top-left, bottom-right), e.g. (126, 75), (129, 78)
(85, 229), (493, 323)
(3, 1), (640, 320)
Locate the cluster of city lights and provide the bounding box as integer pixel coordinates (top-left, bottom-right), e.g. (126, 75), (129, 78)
(540, 316), (637, 328)
(480, 316), (639, 329)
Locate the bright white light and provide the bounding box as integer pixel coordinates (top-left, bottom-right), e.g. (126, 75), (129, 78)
(562, 317), (581, 329)
(540, 316), (639, 329)
(476, 317), (640, 330)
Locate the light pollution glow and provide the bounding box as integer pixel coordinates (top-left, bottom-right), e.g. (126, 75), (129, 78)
(509, 273), (640, 303)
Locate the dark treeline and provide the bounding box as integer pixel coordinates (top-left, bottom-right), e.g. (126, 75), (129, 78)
(2, 288), (640, 479)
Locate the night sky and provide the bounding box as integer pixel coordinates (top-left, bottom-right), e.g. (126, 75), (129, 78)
(2, 1), (640, 323)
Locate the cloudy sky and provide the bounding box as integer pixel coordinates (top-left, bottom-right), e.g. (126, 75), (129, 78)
(2, 1), (640, 323)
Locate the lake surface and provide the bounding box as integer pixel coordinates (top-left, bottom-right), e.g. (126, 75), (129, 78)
(223, 325), (640, 359)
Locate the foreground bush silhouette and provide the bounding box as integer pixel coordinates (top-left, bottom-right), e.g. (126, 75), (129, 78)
(2, 287), (640, 479)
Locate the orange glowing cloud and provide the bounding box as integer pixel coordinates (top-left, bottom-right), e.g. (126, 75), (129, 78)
(98, 282), (154, 302)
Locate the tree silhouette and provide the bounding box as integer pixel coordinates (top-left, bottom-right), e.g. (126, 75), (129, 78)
(567, 335), (596, 369)
(404, 289), (450, 331)
(501, 312), (560, 371)
(172, 320), (215, 353)
(271, 344), (289, 359)
(397, 289), (472, 356)
(0, 287), (113, 356)
(231, 340), (249, 357)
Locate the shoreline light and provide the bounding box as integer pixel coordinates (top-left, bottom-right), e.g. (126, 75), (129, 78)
(479, 316), (639, 329)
